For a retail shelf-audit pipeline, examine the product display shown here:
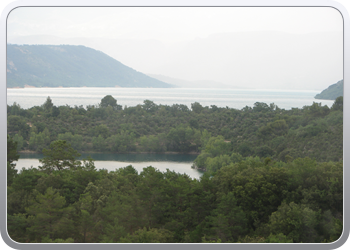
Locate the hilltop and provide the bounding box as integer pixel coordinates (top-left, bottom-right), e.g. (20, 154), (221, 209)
(7, 44), (173, 88)
(314, 79), (343, 100)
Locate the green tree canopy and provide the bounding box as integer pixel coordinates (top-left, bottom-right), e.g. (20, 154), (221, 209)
(39, 140), (81, 171)
(100, 95), (117, 109)
(7, 135), (19, 185)
(42, 96), (54, 112)
(191, 102), (204, 113)
(332, 96), (343, 111)
(7, 135), (19, 164)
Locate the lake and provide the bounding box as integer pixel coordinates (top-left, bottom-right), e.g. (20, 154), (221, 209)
(9, 87), (334, 179)
(15, 153), (204, 180)
(7, 87), (335, 110)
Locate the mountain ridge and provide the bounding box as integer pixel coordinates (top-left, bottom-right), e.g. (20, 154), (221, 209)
(7, 44), (173, 88)
(314, 79), (343, 100)
(8, 32), (343, 90)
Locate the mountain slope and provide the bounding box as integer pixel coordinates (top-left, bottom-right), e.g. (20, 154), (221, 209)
(314, 79), (343, 100)
(8, 32), (343, 90)
(7, 44), (173, 88)
(147, 74), (245, 89)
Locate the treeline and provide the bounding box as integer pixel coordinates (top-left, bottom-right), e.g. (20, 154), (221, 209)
(7, 95), (343, 163)
(7, 138), (343, 243)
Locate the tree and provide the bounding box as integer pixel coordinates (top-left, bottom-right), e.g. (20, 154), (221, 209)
(201, 192), (248, 242)
(42, 96), (54, 112)
(166, 126), (194, 152)
(26, 187), (74, 242)
(332, 96), (343, 111)
(100, 95), (118, 109)
(253, 102), (270, 112)
(39, 140), (81, 171)
(266, 202), (319, 243)
(191, 102), (203, 114)
(7, 135), (19, 185)
(7, 135), (19, 165)
(51, 106), (60, 117)
(142, 100), (158, 112)
(119, 227), (174, 243)
(7, 115), (30, 139)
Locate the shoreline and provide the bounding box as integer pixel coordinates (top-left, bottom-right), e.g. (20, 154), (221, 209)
(19, 150), (200, 155)
(6, 86), (322, 92)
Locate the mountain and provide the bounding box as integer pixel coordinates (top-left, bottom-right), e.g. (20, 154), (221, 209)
(6, 44), (173, 88)
(8, 32), (343, 90)
(147, 74), (243, 89)
(314, 79), (343, 100)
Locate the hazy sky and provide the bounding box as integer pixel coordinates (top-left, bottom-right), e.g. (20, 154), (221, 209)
(7, 7), (344, 90)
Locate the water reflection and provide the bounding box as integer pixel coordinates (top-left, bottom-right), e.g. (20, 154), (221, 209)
(16, 153), (203, 179)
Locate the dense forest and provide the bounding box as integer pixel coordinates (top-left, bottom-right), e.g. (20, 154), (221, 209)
(8, 95), (343, 163)
(7, 95), (343, 243)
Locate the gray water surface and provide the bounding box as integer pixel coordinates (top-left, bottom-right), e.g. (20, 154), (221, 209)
(16, 153), (203, 180)
(7, 87), (334, 110)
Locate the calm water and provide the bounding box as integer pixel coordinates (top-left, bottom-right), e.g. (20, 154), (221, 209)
(9, 87), (334, 179)
(15, 153), (203, 180)
(7, 87), (335, 110)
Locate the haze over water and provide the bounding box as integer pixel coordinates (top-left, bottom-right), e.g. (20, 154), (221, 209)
(7, 87), (335, 110)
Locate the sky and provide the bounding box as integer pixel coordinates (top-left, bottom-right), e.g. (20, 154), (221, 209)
(5, 5), (345, 90)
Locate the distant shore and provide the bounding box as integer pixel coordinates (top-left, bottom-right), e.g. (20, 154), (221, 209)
(19, 150), (200, 155)
(7, 84), (64, 89)
(7, 85), (167, 89)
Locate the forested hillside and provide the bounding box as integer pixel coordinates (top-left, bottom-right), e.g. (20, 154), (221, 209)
(7, 44), (173, 88)
(314, 79), (343, 100)
(7, 96), (343, 243)
(7, 96), (343, 164)
(7, 139), (343, 243)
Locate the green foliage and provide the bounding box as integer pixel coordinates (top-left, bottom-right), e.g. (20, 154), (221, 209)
(99, 95), (118, 109)
(41, 236), (75, 243)
(7, 162), (18, 186)
(28, 128), (51, 152)
(332, 96), (343, 111)
(266, 202), (319, 242)
(166, 126), (199, 152)
(259, 119), (289, 137)
(253, 102), (271, 112)
(191, 102), (204, 113)
(42, 96), (54, 112)
(7, 213), (28, 243)
(142, 100), (158, 112)
(119, 227), (174, 243)
(39, 140), (81, 171)
(304, 102), (330, 117)
(107, 130), (136, 153)
(7, 135), (19, 165)
(6, 97), (343, 243)
(25, 187), (74, 242)
(57, 132), (84, 150)
(7, 115), (30, 140)
(264, 233), (293, 243)
(205, 192), (248, 242)
(139, 134), (167, 152)
(7, 97), (342, 163)
(193, 135), (231, 171)
(12, 133), (24, 151)
(7, 157), (343, 243)
(7, 135), (19, 185)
